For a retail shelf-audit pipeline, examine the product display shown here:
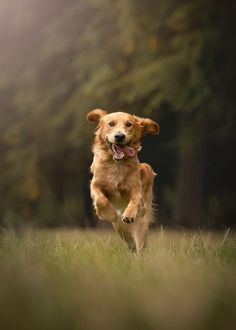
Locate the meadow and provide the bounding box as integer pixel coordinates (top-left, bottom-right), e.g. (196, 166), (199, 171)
(0, 228), (235, 330)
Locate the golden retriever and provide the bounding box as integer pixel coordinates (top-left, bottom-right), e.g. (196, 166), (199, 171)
(87, 109), (159, 252)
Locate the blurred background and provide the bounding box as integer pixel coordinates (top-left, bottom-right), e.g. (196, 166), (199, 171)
(0, 0), (235, 229)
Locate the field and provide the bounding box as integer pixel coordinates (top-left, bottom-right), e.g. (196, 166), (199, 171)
(0, 228), (236, 330)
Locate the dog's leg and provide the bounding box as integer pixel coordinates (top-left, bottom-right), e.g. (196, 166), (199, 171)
(133, 215), (149, 252)
(112, 222), (137, 252)
(91, 181), (118, 222)
(120, 163), (155, 248)
(113, 216), (148, 252)
(121, 190), (142, 224)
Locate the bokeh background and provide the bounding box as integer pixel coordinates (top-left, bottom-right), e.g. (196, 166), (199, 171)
(0, 0), (235, 229)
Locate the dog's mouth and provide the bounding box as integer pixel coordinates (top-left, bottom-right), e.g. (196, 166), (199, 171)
(109, 142), (136, 161)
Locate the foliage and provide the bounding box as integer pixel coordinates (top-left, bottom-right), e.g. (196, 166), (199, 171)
(0, 0), (235, 227)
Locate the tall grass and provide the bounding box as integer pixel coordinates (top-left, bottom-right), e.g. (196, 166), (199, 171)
(0, 228), (235, 330)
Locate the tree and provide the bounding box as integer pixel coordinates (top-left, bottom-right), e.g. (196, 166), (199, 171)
(0, 0), (235, 227)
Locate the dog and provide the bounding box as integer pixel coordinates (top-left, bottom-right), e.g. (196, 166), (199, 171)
(87, 109), (159, 252)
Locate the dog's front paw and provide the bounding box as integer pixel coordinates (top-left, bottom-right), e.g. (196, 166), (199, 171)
(121, 216), (134, 224)
(122, 208), (138, 224)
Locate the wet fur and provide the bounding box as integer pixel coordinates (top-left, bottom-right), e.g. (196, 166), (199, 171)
(87, 109), (159, 252)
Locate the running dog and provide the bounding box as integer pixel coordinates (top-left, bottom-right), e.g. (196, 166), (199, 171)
(87, 109), (159, 252)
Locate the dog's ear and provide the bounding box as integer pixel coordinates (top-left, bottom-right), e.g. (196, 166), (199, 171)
(135, 116), (160, 136)
(87, 109), (107, 123)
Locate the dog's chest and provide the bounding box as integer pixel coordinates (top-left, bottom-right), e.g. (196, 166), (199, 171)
(100, 162), (132, 191)
(95, 160), (133, 194)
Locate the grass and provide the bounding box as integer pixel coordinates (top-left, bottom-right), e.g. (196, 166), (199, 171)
(0, 228), (236, 330)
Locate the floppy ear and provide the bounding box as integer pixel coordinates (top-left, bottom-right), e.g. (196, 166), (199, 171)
(87, 109), (107, 123)
(136, 117), (160, 136)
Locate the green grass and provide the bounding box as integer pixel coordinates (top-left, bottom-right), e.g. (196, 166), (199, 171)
(0, 228), (236, 330)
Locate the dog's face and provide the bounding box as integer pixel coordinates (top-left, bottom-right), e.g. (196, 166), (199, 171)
(87, 109), (159, 161)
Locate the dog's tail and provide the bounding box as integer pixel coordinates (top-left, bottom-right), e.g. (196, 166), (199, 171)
(140, 163), (157, 223)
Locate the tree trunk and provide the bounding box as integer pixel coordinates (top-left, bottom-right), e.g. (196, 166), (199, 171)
(173, 111), (205, 227)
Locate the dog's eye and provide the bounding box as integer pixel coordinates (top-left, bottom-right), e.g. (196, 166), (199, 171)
(126, 122), (132, 127)
(109, 121), (115, 127)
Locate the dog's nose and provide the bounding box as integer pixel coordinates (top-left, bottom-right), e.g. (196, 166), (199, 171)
(114, 132), (126, 143)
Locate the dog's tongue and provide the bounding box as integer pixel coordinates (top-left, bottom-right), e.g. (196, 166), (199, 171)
(116, 145), (136, 157)
(123, 145), (136, 157)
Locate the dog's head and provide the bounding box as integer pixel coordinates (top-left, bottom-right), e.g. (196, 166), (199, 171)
(87, 109), (159, 161)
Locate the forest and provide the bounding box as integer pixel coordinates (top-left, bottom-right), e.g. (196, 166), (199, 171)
(0, 0), (235, 229)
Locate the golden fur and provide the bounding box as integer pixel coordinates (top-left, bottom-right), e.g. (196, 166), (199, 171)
(87, 109), (159, 252)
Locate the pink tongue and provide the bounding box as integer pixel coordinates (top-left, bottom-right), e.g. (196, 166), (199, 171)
(123, 145), (136, 157)
(115, 145), (135, 157)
